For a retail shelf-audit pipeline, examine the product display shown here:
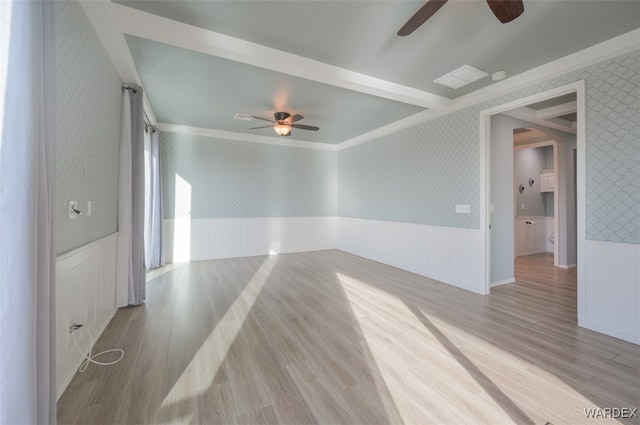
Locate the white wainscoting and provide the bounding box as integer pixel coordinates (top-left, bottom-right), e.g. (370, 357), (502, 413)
(515, 216), (554, 257)
(338, 217), (483, 294)
(584, 240), (639, 344)
(56, 233), (118, 399)
(163, 216), (337, 263)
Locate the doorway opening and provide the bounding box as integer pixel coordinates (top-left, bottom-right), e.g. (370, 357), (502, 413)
(513, 137), (559, 266)
(479, 81), (586, 327)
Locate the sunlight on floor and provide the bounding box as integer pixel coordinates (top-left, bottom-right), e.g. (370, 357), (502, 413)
(157, 255), (278, 417)
(335, 272), (606, 424)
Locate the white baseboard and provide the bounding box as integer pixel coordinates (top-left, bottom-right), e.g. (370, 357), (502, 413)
(584, 240), (639, 344)
(338, 217), (483, 294)
(492, 278), (516, 287)
(56, 233), (119, 399)
(558, 263), (577, 269)
(163, 216), (337, 263)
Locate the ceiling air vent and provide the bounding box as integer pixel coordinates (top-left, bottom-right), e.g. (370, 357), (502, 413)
(234, 113), (254, 121)
(434, 65), (489, 89)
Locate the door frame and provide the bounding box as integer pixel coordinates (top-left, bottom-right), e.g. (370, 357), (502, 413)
(479, 80), (586, 327)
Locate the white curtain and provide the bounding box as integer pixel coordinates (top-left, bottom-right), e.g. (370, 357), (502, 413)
(116, 86), (146, 306)
(144, 127), (164, 269)
(0, 1), (57, 423)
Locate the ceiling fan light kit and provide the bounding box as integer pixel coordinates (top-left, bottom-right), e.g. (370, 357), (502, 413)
(248, 111), (319, 137)
(273, 123), (291, 136)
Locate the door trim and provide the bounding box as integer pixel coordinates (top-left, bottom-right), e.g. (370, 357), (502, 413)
(479, 80), (586, 326)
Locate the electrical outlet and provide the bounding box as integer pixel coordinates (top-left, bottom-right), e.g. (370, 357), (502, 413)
(68, 319), (82, 333)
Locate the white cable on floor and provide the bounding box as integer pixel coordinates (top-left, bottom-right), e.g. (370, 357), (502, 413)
(70, 325), (124, 372)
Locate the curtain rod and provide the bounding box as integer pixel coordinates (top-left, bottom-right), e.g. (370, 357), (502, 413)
(143, 110), (156, 133)
(123, 85), (156, 132)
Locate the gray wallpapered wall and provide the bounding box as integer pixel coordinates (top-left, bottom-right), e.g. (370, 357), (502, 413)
(160, 132), (337, 219)
(338, 50), (639, 244)
(339, 108), (480, 229)
(55, 1), (123, 255)
(55, 0), (638, 249)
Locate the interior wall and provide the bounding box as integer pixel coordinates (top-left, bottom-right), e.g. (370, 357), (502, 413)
(55, 0), (122, 255)
(160, 131), (337, 218)
(54, 0), (123, 397)
(558, 133), (577, 265)
(515, 146), (552, 217)
(160, 131), (338, 261)
(544, 147), (555, 217)
(338, 49), (639, 246)
(337, 49), (639, 337)
(489, 115), (517, 284)
(338, 109), (479, 229)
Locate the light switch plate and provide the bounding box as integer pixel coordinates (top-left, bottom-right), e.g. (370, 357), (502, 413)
(87, 201), (92, 216)
(455, 204), (471, 214)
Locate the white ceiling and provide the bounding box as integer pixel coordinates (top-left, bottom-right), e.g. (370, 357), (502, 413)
(84, 0), (640, 146)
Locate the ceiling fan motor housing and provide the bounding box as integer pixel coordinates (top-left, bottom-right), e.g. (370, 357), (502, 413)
(274, 111), (291, 122)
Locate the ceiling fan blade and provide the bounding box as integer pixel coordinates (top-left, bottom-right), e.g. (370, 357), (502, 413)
(248, 125), (273, 130)
(291, 124), (319, 131)
(251, 116), (275, 123)
(486, 0), (524, 23)
(288, 114), (304, 123)
(397, 0), (448, 36)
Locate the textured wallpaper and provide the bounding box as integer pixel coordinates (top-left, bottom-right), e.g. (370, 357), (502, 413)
(339, 108), (480, 229)
(339, 50), (639, 244)
(160, 132), (337, 218)
(55, 1), (123, 255)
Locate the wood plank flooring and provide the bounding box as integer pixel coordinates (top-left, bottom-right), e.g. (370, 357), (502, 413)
(57, 250), (639, 424)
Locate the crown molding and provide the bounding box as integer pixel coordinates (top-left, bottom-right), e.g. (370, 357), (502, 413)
(82, 1), (638, 152)
(158, 123), (338, 151)
(337, 29), (639, 151)
(454, 29), (640, 111)
(107, 2), (452, 110)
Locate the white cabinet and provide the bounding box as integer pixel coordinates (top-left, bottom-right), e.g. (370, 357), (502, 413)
(516, 216), (553, 256)
(540, 169), (554, 192)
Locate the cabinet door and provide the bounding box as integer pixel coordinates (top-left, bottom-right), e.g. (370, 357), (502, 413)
(541, 171), (554, 192)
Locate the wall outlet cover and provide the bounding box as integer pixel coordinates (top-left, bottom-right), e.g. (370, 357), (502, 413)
(455, 204), (471, 214)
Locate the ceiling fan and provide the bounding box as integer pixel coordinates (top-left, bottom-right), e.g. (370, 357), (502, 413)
(398, 0), (524, 36)
(249, 112), (319, 137)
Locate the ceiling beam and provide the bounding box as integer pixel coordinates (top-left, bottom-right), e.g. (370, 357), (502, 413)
(106, 2), (453, 110)
(502, 107), (577, 135)
(536, 101), (577, 120)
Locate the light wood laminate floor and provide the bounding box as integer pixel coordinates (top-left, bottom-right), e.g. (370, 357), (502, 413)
(58, 250), (639, 424)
